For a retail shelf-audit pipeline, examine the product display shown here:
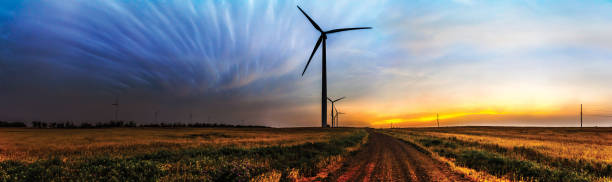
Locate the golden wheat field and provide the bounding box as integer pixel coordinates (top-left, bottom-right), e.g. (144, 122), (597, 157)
(383, 127), (612, 182)
(0, 127), (370, 181)
(0, 127), (358, 162)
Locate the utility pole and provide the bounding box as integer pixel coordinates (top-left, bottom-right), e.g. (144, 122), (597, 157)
(437, 113), (440, 128)
(189, 112), (193, 123)
(580, 104), (583, 128)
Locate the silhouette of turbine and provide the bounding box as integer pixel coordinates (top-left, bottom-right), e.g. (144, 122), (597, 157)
(298, 6), (371, 128)
(111, 96), (119, 121)
(336, 110), (345, 128)
(328, 96), (345, 128)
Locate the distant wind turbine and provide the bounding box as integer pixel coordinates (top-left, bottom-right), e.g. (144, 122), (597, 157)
(328, 96), (345, 128)
(298, 6), (371, 128)
(334, 106), (338, 128)
(336, 110), (345, 128)
(111, 96), (119, 121)
(333, 106), (345, 128)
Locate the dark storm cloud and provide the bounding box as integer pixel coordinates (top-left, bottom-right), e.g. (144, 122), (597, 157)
(0, 1), (318, 125)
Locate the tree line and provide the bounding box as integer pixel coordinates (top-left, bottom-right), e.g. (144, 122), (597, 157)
(0, 121), (27, 127)
(1, 120), (267, 128)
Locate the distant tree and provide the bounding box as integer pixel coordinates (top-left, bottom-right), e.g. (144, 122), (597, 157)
(80, 122), (93, 128)
(0, 121), (26, 127)
(24, 120), (267, 128)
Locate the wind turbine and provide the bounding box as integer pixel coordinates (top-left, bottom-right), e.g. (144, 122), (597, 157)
(111, 96), (119, 121)
(298, 6), (371, 128)
(336, 110), (345, 128)
(328, 96), (345, 128)
(332, 106), (342, 127)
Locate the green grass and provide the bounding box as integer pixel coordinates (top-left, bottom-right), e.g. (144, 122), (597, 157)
(456, 150), (588, 182)
(426, 135), (612, 179)
(382, 129), (607, 182)
(0, 129), (367, 181)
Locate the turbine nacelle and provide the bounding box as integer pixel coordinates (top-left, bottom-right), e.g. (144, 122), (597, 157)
(327, 96), (345, 103)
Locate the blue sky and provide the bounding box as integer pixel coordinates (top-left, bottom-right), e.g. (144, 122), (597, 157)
(1, 0), (612, 127)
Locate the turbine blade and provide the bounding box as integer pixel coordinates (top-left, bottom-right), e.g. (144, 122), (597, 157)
(325, 27), (372, 34)
(297, 6), (323, 32)
(327, 97), (333, 102)
(334, 97), (345, 102)
(301, 36), (323, 76)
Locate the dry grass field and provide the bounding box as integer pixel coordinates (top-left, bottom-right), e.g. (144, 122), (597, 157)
(0, 127), (356, 161)
(382, 127), (612, 182)
(0, 127), (368, 181)
(2, 126), (610, 181)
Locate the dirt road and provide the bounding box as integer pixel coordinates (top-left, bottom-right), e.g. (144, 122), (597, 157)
(328, 131), (471, 182)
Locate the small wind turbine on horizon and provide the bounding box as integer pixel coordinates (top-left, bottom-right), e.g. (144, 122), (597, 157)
(297, 6), (371, 128)
(111, 96), (119, 121)
(333, 106), (345, 128)
(328, 96), (345, 128)
(336, 110), (345, 128)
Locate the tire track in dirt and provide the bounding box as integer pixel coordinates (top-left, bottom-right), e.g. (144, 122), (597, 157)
(329, 130), (472, 182)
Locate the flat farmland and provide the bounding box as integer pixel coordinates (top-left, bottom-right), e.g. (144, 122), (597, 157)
(0, 127), (367, 181)
(382, 127), (612, 182)
(2, 127), (611, 181)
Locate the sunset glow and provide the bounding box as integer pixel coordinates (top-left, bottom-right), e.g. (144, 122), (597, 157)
(372, 110), (504, 126)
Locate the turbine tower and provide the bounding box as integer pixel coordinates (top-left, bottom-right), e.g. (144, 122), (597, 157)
(111, 96), (119, 121)
(334, 106), (338, 128)
(298, 6), (371, 128)
(328, 96), (345, 128)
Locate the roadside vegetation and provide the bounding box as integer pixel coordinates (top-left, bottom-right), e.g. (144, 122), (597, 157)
(382, 127), (612, 182)
(0, 128), (367, 181)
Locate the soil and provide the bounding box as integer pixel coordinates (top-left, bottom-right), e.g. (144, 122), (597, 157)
(326, 130), (472, 182)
